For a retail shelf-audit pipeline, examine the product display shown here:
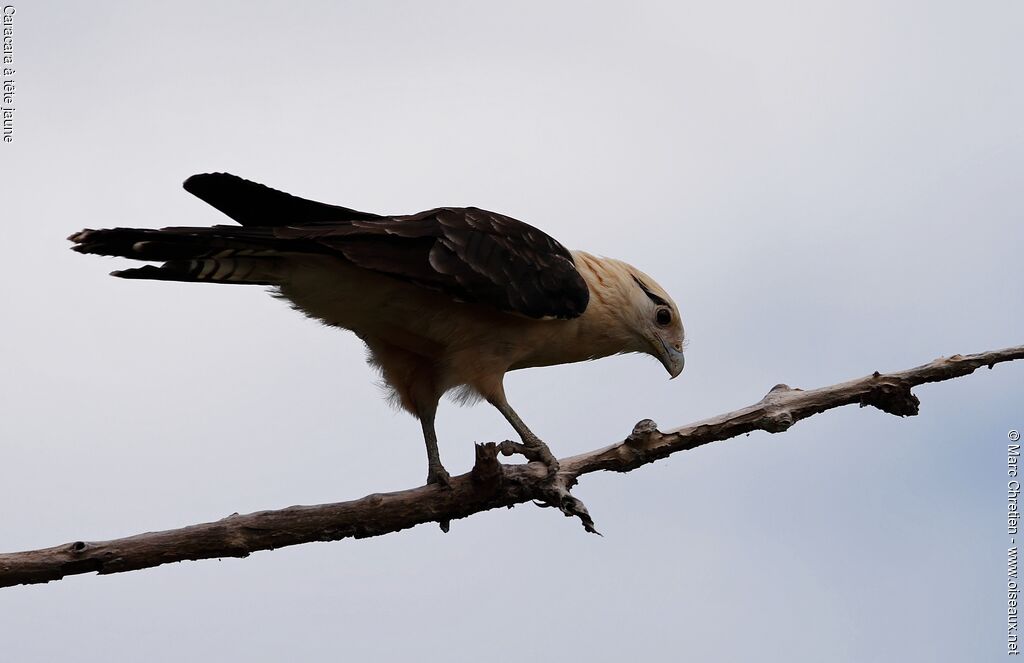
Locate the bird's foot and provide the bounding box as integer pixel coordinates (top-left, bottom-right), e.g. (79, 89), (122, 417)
(426, 464), (452, 489)
(426, 463), (453, 533)
(497, 438), (560, 477)
(530, 438), (560, 476)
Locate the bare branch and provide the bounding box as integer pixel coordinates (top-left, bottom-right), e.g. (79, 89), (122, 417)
(2, 345), (1021, 588)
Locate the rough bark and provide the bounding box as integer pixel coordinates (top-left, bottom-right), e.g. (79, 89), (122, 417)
(2, 345), (1022, 588)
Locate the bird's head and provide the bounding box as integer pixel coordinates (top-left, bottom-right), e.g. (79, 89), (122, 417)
(619, 265), (686, 379)
(571, 252), (686, 378)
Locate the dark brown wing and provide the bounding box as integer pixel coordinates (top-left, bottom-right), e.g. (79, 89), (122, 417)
(276, 206), (590, 319)
(72, 174), (590, 320)
(183, 173), (382, 225)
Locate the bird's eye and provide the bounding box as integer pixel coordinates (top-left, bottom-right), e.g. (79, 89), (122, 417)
(655, 308), (672, 327)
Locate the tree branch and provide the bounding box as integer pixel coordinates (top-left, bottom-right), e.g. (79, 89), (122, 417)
(3, 345), (1022, 588)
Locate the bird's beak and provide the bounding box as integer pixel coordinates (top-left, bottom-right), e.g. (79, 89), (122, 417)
(657, 338), (685, 379)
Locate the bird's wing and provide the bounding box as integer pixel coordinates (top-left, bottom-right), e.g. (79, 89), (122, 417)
(183, 173), (383, 225)
(275, 206), (590, 319)
(72, 174), (590, 320)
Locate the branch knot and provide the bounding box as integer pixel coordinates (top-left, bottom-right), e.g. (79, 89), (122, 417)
(859, 379), (920, 416)
(762, 411), (794, 432)
(626, 419), (659, 447)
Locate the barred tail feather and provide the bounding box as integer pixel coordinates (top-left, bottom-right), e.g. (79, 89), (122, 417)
(69, 227), (292, 285)
(68, 227), (279, 260)
(112, 256), (287, 285)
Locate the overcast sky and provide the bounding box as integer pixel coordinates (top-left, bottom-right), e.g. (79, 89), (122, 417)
(1, 1), (1022, 661)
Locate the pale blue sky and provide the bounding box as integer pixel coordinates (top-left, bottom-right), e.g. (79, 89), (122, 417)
(1, 1), (1022, 661)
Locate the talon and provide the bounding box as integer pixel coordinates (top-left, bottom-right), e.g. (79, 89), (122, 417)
(540, 449), (560, 474)
(426, 466), (452, 488)
(498, 440), (521, 457)
(525, 438), (559, 476)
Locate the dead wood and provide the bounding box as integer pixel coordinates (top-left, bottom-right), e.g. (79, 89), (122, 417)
(2, 345), (1021, 588)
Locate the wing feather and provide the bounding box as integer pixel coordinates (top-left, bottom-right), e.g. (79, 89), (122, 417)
(278, 206), (589, 319)
(78, 174), (592, 319)
(183, 173), (382, 226)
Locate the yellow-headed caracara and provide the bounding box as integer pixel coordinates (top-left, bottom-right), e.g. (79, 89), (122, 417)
(70, 174), (686, 485)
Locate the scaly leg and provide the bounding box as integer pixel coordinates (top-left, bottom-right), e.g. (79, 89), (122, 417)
(419, 408), (451, 487)
(363, 339), (451, 488)
(490, 397), (560, 475)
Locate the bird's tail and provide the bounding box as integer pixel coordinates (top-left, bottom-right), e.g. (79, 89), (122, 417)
(68, 226), (291, 285)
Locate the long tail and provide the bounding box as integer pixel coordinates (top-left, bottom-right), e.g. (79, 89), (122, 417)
(68, 226), (296, 285)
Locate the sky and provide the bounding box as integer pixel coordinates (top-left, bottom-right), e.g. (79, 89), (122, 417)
(1, 1), (1022, 661)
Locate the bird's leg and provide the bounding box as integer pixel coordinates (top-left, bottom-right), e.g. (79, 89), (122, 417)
(420, 410), (451, 488)
(491, 399), (560, 475)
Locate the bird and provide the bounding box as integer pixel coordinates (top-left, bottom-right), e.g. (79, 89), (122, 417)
(69, 173), (686, 486)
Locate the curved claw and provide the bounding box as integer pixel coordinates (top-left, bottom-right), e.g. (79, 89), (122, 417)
(497, 439), (560, 476)
(426, 465), (452, 489)
(527, 438), (560, 476)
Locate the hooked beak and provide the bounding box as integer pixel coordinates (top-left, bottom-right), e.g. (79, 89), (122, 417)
(657, 338), (685, 379)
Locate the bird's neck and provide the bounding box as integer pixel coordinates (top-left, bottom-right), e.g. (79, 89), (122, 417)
(510, 252), (646, 371)
(568, 251), (647, 357)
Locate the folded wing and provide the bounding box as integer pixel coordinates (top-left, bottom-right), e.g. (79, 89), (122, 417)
(70, 173), (590, 320)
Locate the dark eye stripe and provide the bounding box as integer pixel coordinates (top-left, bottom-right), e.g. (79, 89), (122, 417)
(632, 274), (669, 307)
